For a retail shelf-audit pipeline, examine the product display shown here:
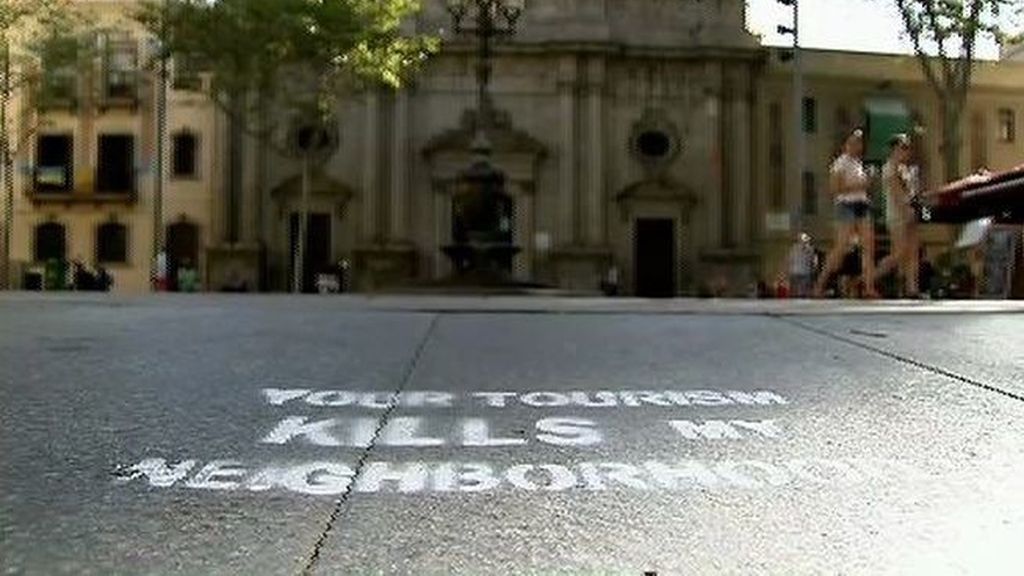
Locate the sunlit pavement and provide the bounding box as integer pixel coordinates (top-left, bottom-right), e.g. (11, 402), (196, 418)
(2, 294), (1023, 575)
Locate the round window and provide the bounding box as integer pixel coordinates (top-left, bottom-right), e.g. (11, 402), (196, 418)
(636, 130), (671, 159)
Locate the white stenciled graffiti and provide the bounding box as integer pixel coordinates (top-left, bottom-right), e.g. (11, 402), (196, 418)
(668, 419), (782, 440)
(120, 457), (927, 496)
(262, 388), (789, 409)
(261, 416), (603, 448)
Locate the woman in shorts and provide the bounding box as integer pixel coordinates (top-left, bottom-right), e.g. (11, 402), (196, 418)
(814, 128), (879, 298)
(875, 133), (920, 297)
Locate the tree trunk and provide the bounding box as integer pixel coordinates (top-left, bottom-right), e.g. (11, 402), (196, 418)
(0, 41), (11, 290)
(940, 98), (964, 184)
(226, 91), (245, 244)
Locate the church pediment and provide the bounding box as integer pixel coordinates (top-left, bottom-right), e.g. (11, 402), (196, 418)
(616, 177), (699, 206)
(270, 171), (355, 203)
(422, 109), (548, 160)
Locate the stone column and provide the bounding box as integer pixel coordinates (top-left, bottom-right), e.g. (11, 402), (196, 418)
(720, 67), (734, 249)
(209, 99), (227, 244)
(584, 57), (606, 246)
(731, 70), (753, 247)
(362, 88), (380, 243)
(433, 181), (450, 278)
(513, 183), (534, 281)
(389, 88), (410, 242)
(239, 113), (259, 244)
(704, 64), (723, 249)
(557, 55), (578, 246)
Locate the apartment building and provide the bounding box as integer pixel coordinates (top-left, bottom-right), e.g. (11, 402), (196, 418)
(4, 0), (219, 292)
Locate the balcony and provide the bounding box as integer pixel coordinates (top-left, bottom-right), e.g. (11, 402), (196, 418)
(28, 189), (137, 206)
(28, 167), (136, 206)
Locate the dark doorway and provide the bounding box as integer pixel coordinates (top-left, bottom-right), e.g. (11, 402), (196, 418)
(96, 134), (135, 194)
(634, 218), (676, 298)
(34, 222), (66, 262)
(289, 212), (331, 293)
(166, 221), (199, 291)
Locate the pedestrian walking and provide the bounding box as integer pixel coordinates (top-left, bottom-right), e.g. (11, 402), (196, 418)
(786, 232), (816, 298)
(875, 133), (921, 297)
(813, 128), (879, 298)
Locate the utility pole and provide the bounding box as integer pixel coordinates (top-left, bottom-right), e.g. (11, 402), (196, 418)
(293, 153), (310, 294)
(0, 37), (11, 290)
(152, 0), (169, 290)
(778, 0), (803, 231)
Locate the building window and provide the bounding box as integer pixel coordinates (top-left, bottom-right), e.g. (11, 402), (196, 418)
(37, 37), (79, 107)
(34, 222), (66, 262)
(100, 31), (138, 101)
(96, 222), (128, 264)
(35, 134), (73, 192)
(998, 109), (1015, 143)
(802, 97), (817, 134)
(172, 54), (202, 91)
(802, 171), (818, 215)
(171, 132), (198, 178)
(769, 102), (785, 209)
(96, 134), (135, 194)
(834, 106), (851, 147)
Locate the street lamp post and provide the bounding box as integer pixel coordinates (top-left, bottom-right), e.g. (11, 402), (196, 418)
(152, 0), (169, 291)
(1, 38), (12, 290)
(777, 0), (803, 231)
(441, 0), (524, 279)
(445, 0), (523, 145)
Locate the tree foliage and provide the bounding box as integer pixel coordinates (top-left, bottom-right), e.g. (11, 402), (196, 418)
(136, 0), (438, 130)
(1, 0), (94, 90)
(891, 0), (1020, 180)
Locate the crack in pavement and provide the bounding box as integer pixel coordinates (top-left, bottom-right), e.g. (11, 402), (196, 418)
(298, 314), (441, 576)
(772, 315), (1024, 404)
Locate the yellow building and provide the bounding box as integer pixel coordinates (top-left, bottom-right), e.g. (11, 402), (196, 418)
(2, 0), (219, 292)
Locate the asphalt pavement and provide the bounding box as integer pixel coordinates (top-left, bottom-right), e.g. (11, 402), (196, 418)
(1, 294), (1023, 575)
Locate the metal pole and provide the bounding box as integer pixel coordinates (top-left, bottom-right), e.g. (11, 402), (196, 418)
(293, 154), (310, 293)
(153, 1), (168, 289)
(476, 1), (493, 132)
(791, 0), (804, 231)
(1, 38), (11, 290)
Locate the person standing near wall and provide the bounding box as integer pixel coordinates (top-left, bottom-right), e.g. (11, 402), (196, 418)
(814, 129), (879, 298)
(876, 133), (921, 297)
(787, 232), (816, 298)
(154, 249), (168, 292)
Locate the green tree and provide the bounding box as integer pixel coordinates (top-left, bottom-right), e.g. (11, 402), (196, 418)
(891, 0), (1020, 181)
(1, 0), (95, 289)
(135, 0), (437, 291)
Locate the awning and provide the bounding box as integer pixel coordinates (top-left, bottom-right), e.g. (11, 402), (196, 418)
(862, 98), (913, 163)
(920, 165), (1024, 224)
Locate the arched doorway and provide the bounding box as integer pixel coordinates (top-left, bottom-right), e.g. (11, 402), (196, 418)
(166, 221), (199, 291)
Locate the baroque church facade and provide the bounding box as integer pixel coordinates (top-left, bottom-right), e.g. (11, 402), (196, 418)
(215, 0), (764, 296)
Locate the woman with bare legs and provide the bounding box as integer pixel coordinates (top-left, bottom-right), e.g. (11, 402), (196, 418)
(875, 134), (920, 297)
(814, 129), (879, 298)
